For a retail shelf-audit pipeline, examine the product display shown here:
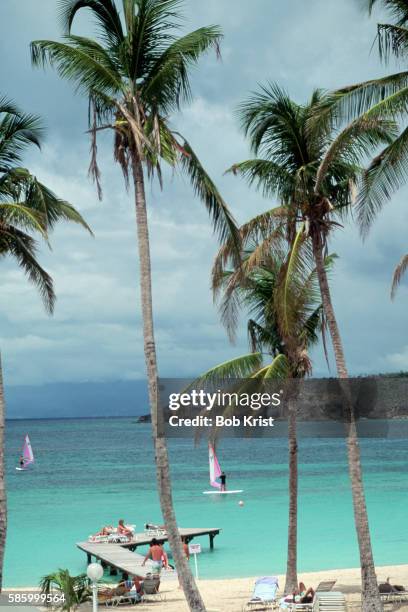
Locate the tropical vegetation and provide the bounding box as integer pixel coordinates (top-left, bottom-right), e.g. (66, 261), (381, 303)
(197, 231), (329, 594)
(213, 83), (396, 609)
(0, 1), (405, 609)
(0, 97), (90, 589)
(40, 569), (91, 611)
(30, 1), (239, 608)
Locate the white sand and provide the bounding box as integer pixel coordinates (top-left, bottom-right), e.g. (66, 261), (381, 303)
(131, 564), (408, 611)
(11, 564), (408, 610)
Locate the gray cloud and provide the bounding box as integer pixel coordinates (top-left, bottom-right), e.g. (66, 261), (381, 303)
(0, 0), (407, 386)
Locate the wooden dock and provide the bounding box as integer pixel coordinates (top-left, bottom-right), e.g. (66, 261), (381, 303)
(77, 527), (221, 580)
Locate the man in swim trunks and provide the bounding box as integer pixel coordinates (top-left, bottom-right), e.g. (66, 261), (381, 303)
(142, 538), (168, 572)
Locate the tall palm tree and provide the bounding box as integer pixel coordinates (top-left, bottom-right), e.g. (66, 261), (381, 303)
(0, 96), (90, 589)
(200, 231), (326, 594)
(214, 84), (396, 610)
(31, 2), (239, 608)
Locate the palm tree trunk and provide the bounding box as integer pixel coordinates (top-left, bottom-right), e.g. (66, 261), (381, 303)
(132, 156), (206, 612)
(284, 398), (298, 595)
(312, 236), (383, 612)
(0, 356), (6, 591)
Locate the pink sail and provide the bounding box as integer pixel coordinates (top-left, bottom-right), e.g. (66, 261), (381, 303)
(22, 435), (34, 466)
(208, 443), (221, 489)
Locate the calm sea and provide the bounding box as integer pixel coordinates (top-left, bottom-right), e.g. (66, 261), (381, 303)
(4, 418), (408, 586)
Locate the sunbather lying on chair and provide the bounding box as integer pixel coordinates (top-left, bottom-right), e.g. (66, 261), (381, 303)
(280, 582), (315, 607)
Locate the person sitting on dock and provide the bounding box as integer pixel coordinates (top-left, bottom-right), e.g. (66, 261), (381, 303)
(220, 471), (227, 491)
(142, 538), (169, 573)
(117, 519), (133, 538)
(95, 525), (114, 536)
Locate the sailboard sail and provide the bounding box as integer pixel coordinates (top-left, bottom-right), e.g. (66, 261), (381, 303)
(209, 443), (221, 489)
(23, 435), (34, 466)
(17, 434), (34, 470)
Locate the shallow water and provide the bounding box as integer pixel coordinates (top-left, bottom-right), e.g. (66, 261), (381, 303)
(4, 418), (408, 586)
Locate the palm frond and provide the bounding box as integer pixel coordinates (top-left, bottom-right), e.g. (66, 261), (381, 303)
(357, 124), (408, 236)
(143, 26), (222, 112)
(0, 203), (48, 237)
(25, 179), (93, 233)
(377, 23), (408, 61)
(30, 37), (123, 96)
(0, 103), (43, 170)
(179, 139), (240, 250)
(368, 0), (408, 24)
(315, 115), (398, 194)
(391, 252), (408, 298)
(0, 227), (55, 313)
(193, 353), (263, 386)
(211, 207), (287, 295)
(260, 353), (291, 379)
(227, 159), (294, 200)
(309, 71), (408, 134)
(59, 0), (124, 47)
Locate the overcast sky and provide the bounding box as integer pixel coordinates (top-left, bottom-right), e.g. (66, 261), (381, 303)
(0, 0), (407, 387)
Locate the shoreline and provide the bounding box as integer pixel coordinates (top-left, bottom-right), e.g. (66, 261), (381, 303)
(6, 564), (408, 610)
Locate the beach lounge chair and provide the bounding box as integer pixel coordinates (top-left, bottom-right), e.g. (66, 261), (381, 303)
(280, 580), (337, 611)
(107, 533), (131, 544)
(380, 589), (408, 604)
(312, 592), (347, 611)
(141, 573), (164, 603)
(244, 576), (279, 610)
(98, 581), (141, 607)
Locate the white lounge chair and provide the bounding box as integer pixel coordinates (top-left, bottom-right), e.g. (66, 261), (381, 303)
(244, 576), (279, 610)
(312, 592), (347, 611)
(280, 580), (337, 611)
(380, 589), (408, 604)
(141, 573), (165, 603)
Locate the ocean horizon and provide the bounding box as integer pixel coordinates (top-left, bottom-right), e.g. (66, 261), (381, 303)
(5, 417), (408, 587)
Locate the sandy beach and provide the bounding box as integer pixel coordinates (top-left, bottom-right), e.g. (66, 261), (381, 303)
(108, 565), (408, 611)
(11, 564), (406, 611)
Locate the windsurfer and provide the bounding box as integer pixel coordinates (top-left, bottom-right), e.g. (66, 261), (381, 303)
(18, 456), (25, 468)
(220, 471), (227, 491)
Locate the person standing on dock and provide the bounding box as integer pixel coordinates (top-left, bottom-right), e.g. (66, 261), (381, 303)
(142, 538), (168, 573)
(220, 471), (227, 491)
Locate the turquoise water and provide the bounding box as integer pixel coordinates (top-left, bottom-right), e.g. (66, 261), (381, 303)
(4, 418), (408, 587)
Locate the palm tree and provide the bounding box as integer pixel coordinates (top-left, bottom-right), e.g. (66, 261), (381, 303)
(40, 569), (91, 611)
(200, 231), (326, 594)
(31, 2), (239, 608)
(310, 1), (408, 240)
(214, 84), (395, 610)
(0, 97), (90, 589)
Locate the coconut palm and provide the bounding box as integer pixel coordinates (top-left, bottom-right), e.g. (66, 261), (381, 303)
(30, 2), (238, 608)
(214, 84), (396, 610)
(199, 230), (326, 594)
(310, 1), (408, 238)
(0, 97), (90, 589)
(40, 569), (91, 611)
